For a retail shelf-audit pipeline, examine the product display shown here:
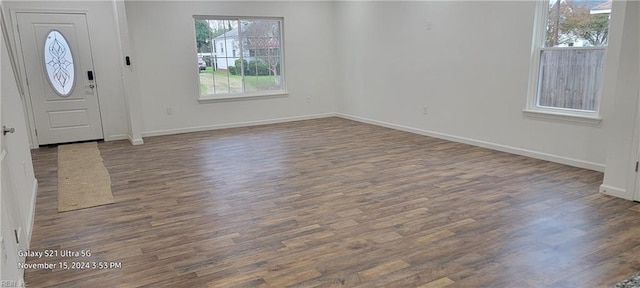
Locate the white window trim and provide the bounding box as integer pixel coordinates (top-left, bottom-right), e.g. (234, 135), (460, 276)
(198, 91), (289, 103)
(523, 109), (602, 125)
(524, 0), (605, 125)
(193, 15), (287, 102)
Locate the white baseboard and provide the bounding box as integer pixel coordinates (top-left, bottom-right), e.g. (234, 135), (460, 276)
(142, 113), (337, 137)
(106, 134), (143, 145)
(105, 134), (129, 142)
(128, 135), (144, 146)
(599, 184), (632, 200)
(135, 111), (604, 172)
(336, 113), (605, 172)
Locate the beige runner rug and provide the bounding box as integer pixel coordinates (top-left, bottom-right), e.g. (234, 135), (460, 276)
(58, 142), (114, 212)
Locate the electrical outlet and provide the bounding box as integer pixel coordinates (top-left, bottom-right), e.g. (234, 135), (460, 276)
(423, 106), (429, 115)
(166, 107), (173, 115)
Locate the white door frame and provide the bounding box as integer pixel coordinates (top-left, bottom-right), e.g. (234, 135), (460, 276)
(8, 8), (107, 147)
(634, 87), (640, 201)
(634, 24), (640, 201)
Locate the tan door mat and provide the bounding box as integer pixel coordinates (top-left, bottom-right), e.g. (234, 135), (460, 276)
(58, 142), (114, 212)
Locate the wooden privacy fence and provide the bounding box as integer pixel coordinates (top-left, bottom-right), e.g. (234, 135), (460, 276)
(537, 48), (606, 111)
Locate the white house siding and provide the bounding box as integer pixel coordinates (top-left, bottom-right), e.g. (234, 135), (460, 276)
(214, 37), (235, 69)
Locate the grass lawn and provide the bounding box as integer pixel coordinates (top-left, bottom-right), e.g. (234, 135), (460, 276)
(199, 67), (280, 95)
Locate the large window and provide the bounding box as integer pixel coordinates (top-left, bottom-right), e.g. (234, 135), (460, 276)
(528, 0), (611, 119)
(194, 17), (285, 99)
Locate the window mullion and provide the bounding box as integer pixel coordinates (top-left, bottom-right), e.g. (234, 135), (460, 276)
(209, 20), (216, 95)
(238, 20), (245, 94)
(224, 20), (231, 94)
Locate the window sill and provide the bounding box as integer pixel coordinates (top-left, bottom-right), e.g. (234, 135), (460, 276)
(198, 91), (289, 103)
(523, 109), (602, 125)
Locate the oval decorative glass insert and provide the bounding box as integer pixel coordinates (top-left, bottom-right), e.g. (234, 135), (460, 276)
(44, 30), (75, 96)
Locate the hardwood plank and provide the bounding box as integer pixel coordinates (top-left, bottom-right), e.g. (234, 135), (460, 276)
(417, 277), (455, 288)
(25, 117), (640, 287)
(358, 260), (410, 280)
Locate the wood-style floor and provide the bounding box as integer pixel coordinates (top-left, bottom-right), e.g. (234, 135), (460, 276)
(26, 117), (640, 287)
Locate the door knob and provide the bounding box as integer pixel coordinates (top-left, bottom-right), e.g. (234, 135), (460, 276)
(2, 126), (15, 135)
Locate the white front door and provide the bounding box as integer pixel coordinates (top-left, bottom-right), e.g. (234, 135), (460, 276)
(0, 28), (25, 283)
(0, 161), (24, 284)
(17, 12), (103, 145)
(1, 64), (27, 286)
(1, 203), (22, 285)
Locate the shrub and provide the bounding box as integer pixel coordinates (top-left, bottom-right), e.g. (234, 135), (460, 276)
(234, 59), (248, 74)
(229, 59), (272, 76)
(246, 60), (271, 76)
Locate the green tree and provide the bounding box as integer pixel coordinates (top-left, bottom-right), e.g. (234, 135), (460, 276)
(195, 19), (212, 53)
(562, 8), (609, 46)
(546, 0), (610, 47)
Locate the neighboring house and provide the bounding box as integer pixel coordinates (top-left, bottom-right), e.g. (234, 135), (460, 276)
(213, 27), (245, 70)
(590, 0), (612, 14)
(213, 21), (281, 71)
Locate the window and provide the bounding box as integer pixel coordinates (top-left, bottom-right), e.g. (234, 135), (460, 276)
(527, 0), (611, 119)
(44, 30), (75, 97)
(193, 17), (285, 99)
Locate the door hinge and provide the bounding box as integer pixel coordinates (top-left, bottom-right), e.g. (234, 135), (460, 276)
(14, 230), (19, 244)
(635, 161), (639, 172)
(34, 129), (37, 136)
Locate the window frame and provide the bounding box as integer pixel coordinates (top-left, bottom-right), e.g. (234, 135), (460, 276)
(193, 15), (288, 102)
(524, 0), (606, 124)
